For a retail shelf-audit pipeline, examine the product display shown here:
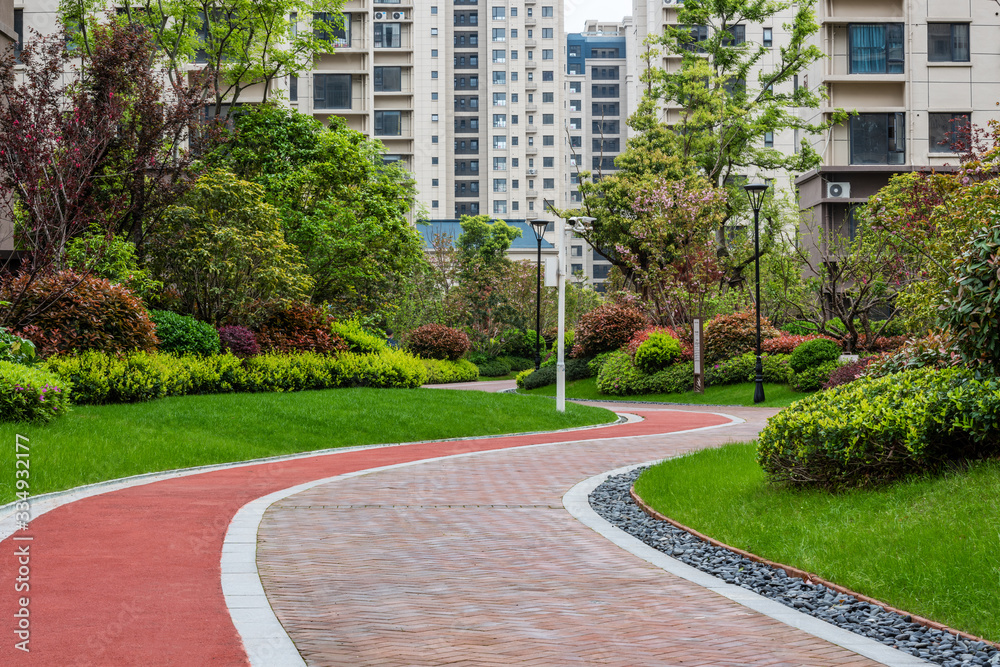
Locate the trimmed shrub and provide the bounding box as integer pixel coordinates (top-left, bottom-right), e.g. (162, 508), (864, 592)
(0, 328), (37, 366)
(423, 358), (480, 383)
(856, 334), (908, 353)
(497, 328), (538, 359)
(588, 351), (616, 377)
(3, 271), (158, 357)
(940, 224), (1000, 374)
(151, 310), (221, 356)
(407, 323), (471, 361)
(789, 338), (842, 373)
(0, 360), (71, 423)
(758, 368), (1000, 489)
(705, 353), (791, 386)
(254, 303), (345, 354)
(515, 368), (533, 390)
(331, 319), (388, 355)
(634, 332), (682, 373)
(762, 333), (840, 355)
(502, 356), (534, 372)
(476, 358), (512, 378)
(576, 302), (646, 356)
(822, 356), (876, 390)
(781, 321), (819, 336)
(864, 331), (963, 379)
(217, 326), (260, 358)
(521, 358), (592, 390)
(596, 351), (694, 396)
(789, 360), (838, 393)
(704, 312), (780, 363)
(625, 326), (694, 361)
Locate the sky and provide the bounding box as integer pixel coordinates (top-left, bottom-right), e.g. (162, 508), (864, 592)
(564, 0), (633, 33)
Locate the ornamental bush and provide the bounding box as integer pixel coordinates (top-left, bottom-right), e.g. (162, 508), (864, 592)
(502, 356), (534, 372)
(254, 302), (345, 354)
(762, 333), (840, 355)
(576, 302), (646, 356)
(217, 326), (260, 358)
(822, 356), (876, 390)
(703, 312), (780, 363)
(940, 223), (1000, 374)
(595, 351), (693, 396)
(705, 353), (790, 386)
(625, 326), (694, 361)
(331, 319), (388, 355)
(475, 357), (512, 378)
(520, 358), (592, 390)
(0, 328), (37, 366)
(789, 338), (842, 373)
(151, 310), (221, 356)
(0, 360), (71, 423)
(789, 360), (838, 392)
(864, 331), (963, 379)
(634, 332), (682, 373)
(422, 358), (480, 383)
(406, 323), (471, 361)
(757, 368), (1000, 489)
(2, 271), (158, 357)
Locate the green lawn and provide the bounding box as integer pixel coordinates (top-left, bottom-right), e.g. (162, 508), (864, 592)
(634, 442), (1000, 642)
(0, 388), (614, 504)
(520, 376), (805, 408)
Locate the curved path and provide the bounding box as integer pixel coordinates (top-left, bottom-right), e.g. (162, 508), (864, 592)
(0, 385), (896, 666)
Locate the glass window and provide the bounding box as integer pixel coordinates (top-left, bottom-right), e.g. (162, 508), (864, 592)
(374, 110), (402, 136)
(14, 8), (23, 61)
(492, 28), (505, 41)
(542, 114), (554, 125)
(763, 27), (772, 47)
(374, 23), (402, 48)
(928, 113), (970, 153)
(289, 75), (298, 101)
(493, 178), (507, 192)
(542, 6), (554, 17)
(314, 74), (352, 109)
(542, 71), (554, 81)
(494, 200), (507, 214)
(492, 7), (506, 20)
(685, 26), (709, 53)
(542, 49), (554, 60)
(493, 49), (506, 63)
(928, 23), (970, 62)
(543, 92), (554, 103)
(493, 93), (507, 106)
(849, 24), (904, 74)
(374, 67), (402, 92)
(569, 81), (581, 93)
(542, 28), (553, 38)
(543, 135), (555, 146)
(764, 131), (774, 148)
(314, 12), (350, 48)
(850, 113), (905, 165)
(543, 178), (555, 189)
(723, 25), (745, 46)
(569, 118), (581, 130)
(570, 100), (581, 111)
(493, 136), (507, 149)
(493, 157), (507, 170)
(493, 71), (506, 84)
(543, 157), (554, 167)
(493, 114), (507, 127)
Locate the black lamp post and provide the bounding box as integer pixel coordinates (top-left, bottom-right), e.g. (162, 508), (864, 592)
(529, 217), (548, 371)
(744, 182), (769, 404)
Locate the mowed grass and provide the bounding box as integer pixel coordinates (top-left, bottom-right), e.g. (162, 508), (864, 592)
(0, 387), (615, 504)
(521, 376), (804, 408)
(634, 442), (1000, 642)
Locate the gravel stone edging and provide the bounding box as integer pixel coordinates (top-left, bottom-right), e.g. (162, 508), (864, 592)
(588, 467), (1000, 667)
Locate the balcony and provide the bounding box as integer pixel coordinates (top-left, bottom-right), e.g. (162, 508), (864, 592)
(525, 124), (537, 133)
(526, 146), (538, 155)
(526, 190), (539, 197)
(525, 104), (537, 112)
(525, 17), (536, 26)
(525, 81), (537, 90)
(525, 61), (537, 69)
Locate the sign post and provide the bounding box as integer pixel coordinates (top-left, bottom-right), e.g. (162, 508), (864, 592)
(692, 318), (704, 394)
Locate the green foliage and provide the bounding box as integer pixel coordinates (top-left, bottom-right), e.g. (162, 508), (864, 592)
(503, 356), (534, 372)
(2, 271), (158, 358)
(704, 311), (780, 363)
(0, 361), (71, 423)
(788, 360), (838, 392)
(576, 301), (647, 356)
(475, 357), (512, 378)
(596, 351), (694, 396)
(758, 368), (1000, 489)
(789, 338), (842, 373)
(407, 323), (471, 361)
(515, 368), (533, 390)
(331, 319), (388, 355)
(422, 358), (480, 384)
(634, 332), (682, 373)
(587, 351), (616, 377)
(520, 359), (593, 390)
(151, 310), (221, 356)
(455, 215), (522, 271)
(706, 353), (790, 386)
(148, 170), (312, 324)
(865, 331), (964, 379)
(940, 223), (1000, 374)
(65, 231), (163, 303)
(0, 328), (37, 366)
(45, 349), (428, 405)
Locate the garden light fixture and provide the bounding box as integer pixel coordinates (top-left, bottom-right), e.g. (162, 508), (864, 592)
(743, 182), (769, 404)
(528, 217), (548, 371)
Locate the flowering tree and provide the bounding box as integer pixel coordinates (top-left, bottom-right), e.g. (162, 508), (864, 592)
(616, 178), (728, 327)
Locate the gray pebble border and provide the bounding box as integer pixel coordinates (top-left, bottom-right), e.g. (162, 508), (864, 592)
(589, 467), (1000, 667)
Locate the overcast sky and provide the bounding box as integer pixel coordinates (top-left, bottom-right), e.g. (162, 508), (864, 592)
(564, 0), (632, 33)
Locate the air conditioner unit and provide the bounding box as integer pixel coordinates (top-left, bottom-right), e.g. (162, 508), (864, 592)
(527, 168), (537, 174)
(374, 11), (386, 20)
(392, 11), (405, 20)
(826, 182), (851, 199)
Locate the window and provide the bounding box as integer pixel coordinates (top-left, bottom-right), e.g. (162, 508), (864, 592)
(493, 114), (507, 127)
(542, 92), (554, 103)
(432, 49), (438, 57)
(493, 49), (506, 63)
(764, 131), (774, 148)
(928, 23), (970, 62)
(432, 92), (438, 100)
(543, 157), (554, 168)
(571, 263), (583, 274)
(542, 71), (554, 81)
(493, 178), (507, 192)
(511, 49), (518, 60)
(929, 113), (970, 153)
(569, 118), (581, 130)
(511, 72), (518, 82)
(432, 179), (439, 186)
(723, 25), (745, 46)
(511, 115), (518, 125)
(314, 74), (352, 109)
(432, 157), (439, 165)
(850, 113), (905, 165)
(492, 7), (506, 20)
(431, 6), (437, 14)
(494, 201), (507, 214)
(492, 28), (506, 41)
(511, 29), (518, 38)
(432, 200), (439, 208)
(512, 137), (518, 146)
(685, 26), (709, 53)
(512, 158), (519, 167)
(289, 75), (298, 101)
(592, 264), (610, 280)
(493, 71), (506, 84)
(493, 136), (507, 149)
(431, 114), (439, 122)
(569, 136), (581, 147)
(431, 71), (439, 79)
(374, 110), (402, 136)
(569, 100), (581, 112)
(314, 12), (350, 48)
(543, 135), (555, 146)
(493, 157), (507, 170)
(543, 28), (553, 39)
(848, 24), (904, 74)
(542, 6), (554, 17)
(541, 114), (553, 125)
(432, 135), (439, 144)
(493, 93), (507, 106)
(542, 49), (554, 60)
(543, 178), (555, 189)
(13, 8), (23, 61)
(569, 82), (581, 93)
(568, 45), (581, 57)
(374, 23), (402, 48)
(763, 27), (773, 47)
(431, 28), (438, 36)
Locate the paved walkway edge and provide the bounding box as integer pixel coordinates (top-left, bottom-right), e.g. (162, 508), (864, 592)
(563, 463), (932, 667)
(224, 415), (743, 666)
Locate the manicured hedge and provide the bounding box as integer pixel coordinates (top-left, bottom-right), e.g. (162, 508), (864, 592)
(475, 357), (512, 378)
(151, 310), (221, 356)
(705, 353), (791, 386)
(635, 332), (681, 373)
(596, 351), (693, 396)
(422, 358), (480, 384)
(521, 358), (592, 390)
(44, 349), (429, 405)
(0, 360), (72, 423)
(757, 368), (1000, 489)
(331, 319), (388, 355)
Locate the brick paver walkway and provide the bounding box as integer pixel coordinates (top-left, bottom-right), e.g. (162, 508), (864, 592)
(258, 403), (881, 667)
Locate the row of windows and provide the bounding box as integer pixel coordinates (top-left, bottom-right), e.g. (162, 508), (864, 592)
(567, 46), (622, 58)
(849, 112), (970, 164)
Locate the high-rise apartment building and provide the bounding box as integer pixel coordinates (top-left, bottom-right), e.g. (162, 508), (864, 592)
(1, 0), (20, 260)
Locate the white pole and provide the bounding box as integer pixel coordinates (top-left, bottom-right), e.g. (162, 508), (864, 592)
(556, 214), (566, 413)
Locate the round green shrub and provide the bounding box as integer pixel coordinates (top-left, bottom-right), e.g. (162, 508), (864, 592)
(0, 360), (71, 423)
(596, 351), (693, 396)
(634, 332), (681, 373)
(789, 360), (838, 392)
(789, 338), (842, 373)
(477, 357), (512, 377)
(151, 310), (221, 356)
(758, 367), (1000, 489)
(940, 223), (1000, 374)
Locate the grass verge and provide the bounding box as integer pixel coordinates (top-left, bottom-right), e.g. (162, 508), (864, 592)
(520, 376), (805, 408)
(0, 387), (614, 504)
(634, 442), (1000, 642)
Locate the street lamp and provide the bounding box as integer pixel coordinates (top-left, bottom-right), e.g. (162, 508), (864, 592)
(743, 182), (769, 404)
(554, 215), (597, 412)
(528, 217), (549, 371)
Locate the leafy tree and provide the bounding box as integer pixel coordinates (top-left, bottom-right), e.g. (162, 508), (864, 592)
(61, 0), (344, 119)
(454, 215), (522, 274)
(147, 170), (312, 324)
(200, 105), (423, 319)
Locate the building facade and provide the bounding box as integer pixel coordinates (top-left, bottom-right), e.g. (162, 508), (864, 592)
(1, 0), (18, 259)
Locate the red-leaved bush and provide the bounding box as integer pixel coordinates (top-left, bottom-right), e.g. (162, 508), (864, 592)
(254, 303), (346, 354)
(762, 333), (841, 355)
(2, 271), (158, 357)
(217, 325), (260, 358)
(704, 311), (780, 363)
(406, 324), (471, 361)
(576, 302), (647, 356)
(625, 326), (694, 361)
(856, 335), (908, 353)
(822, 356), (877, 390)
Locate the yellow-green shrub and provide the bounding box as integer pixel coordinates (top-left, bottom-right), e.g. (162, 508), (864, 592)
(422, 358), (479, 384)
(0, 361), (71, 422)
